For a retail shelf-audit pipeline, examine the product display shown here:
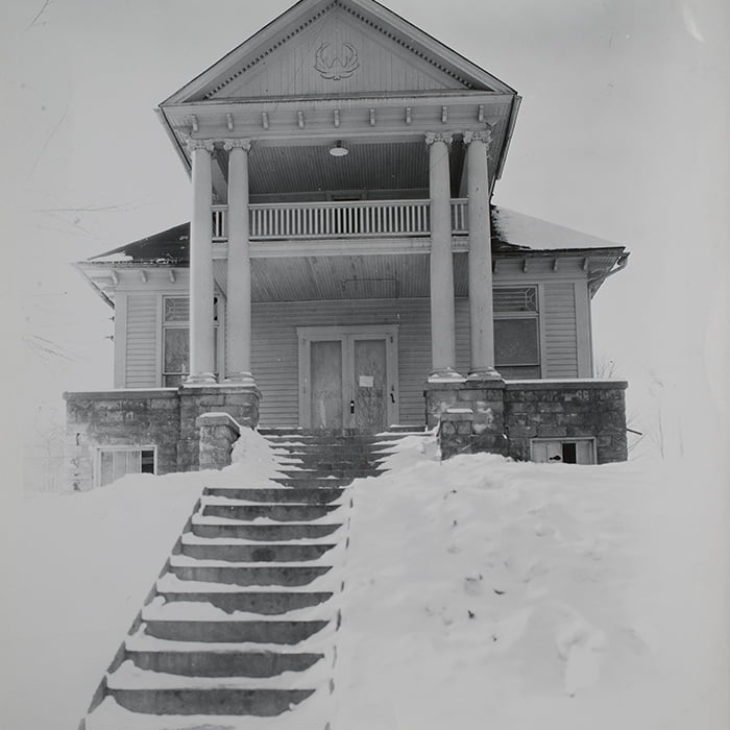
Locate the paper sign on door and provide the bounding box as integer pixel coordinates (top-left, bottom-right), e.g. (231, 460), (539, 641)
(359, 375), (374, 388)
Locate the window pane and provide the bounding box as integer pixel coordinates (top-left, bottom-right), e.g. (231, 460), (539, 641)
(100, 451), (114, 486)
(495, 318), (539, 366)
(164, 328), (189, 375)
(164, 297), (189, 322)
(141, 450), (155, 474)
(494, 287), (538, 313)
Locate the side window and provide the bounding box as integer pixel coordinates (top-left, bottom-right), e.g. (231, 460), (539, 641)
(494, 287), (540, 378)
(162, 296), (220, 386)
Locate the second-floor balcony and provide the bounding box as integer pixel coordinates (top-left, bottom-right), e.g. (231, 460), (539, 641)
(212, 198), (469, 242)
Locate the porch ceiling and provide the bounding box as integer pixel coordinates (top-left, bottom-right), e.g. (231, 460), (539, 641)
(247, 141), (422, 197)
(214, 253), (469, 302)
(242, 139), (464, 198)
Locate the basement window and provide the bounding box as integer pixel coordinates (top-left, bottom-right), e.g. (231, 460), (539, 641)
(530, 439), (595, 465)
(97, 447), (156, 487)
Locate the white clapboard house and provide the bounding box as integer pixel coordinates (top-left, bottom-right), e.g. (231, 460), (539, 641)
(65, 0), (629, 490)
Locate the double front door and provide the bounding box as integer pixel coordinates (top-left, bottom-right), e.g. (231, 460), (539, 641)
(298, 325), (398, 433)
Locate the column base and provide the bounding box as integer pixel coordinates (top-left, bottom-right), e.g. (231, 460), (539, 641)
(224, 372), (257, 387)
(427, 368), (466, 384)
(184, 373), (217, 386)
(467, 366), (502, 381)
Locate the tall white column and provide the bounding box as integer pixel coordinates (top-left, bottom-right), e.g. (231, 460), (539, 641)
(186, 139), (216, 384)
(223, 139), (255, 385)
(464, 129), (500, 379)
(426, 132), (461, 381)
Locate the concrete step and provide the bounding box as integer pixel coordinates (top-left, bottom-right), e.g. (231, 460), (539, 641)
(271, 476), (356, 488)
(180, 540), (336, 563)
(108, 684), (314, 717)
(169, 561), (331, 587)
(125, 641), (324, 677)
(157, 590), (333, 614)
(275, 470), (385, 482)
(289, 458), (385, 471)
(271, 442), (395, 457)
(203, 486), (344, 503)
(141, 616), (330, 644)
(191, 521), (342, 541)
(265, 434), (397, 445)
(200, 502), (338, 522)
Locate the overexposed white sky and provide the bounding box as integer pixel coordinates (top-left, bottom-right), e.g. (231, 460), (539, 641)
(0, 0), (728, 460)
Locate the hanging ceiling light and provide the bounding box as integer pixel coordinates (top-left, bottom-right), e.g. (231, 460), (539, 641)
(329, 140), (349, 157)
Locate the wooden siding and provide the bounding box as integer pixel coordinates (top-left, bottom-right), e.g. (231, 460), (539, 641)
(124, 294), (159, 387)
(253, 298), (442, 427)
(212, 7), (464, 100)
(541, 282), (579, 378)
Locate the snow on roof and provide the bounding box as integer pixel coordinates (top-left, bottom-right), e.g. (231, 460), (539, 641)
(88, 223), (190, 265)
(83, 207), (625, 266)
(492, 206), (624, 252)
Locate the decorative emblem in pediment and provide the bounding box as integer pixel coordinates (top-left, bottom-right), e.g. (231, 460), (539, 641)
(314, 42), (360, 80)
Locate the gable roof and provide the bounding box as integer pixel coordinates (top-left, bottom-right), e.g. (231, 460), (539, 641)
(161, 0), (516, 105)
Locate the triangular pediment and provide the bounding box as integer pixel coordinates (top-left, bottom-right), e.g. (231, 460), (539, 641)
(163, 0), (514, 104)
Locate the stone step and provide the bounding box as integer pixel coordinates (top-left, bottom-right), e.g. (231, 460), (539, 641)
(125, 640), (324, 677)
(203, 486), (344, 503)
(180, 540), (336, 563)
(169, 561), (331, 587)
(157, 590), (334, 614)
(141, 616), (330, 644)
(200, 502), (338, 522)
(191, 521), (342, 541)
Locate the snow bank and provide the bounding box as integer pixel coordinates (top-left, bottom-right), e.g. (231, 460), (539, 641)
(0, 429), (727, 730)
(331, 437), (729, 730)
(0, 428), (282, 730)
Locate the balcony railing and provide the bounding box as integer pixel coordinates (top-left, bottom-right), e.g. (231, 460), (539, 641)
(212, 198), (468, 242)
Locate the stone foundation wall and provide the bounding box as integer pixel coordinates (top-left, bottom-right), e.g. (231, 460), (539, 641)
(427, 379), (628, 464)
(504, 381), (628, 463)
(64, 385), (261, 491)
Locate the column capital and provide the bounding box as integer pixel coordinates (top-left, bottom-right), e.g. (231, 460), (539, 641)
(185, 138), (216, 154)
(425, 132), (453, 146)
(463, 128), (493, 148)
(222, 138), (252, 152)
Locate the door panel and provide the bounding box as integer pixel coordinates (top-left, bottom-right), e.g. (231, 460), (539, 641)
(310, 340), (343, 430)
(353, 339), (387, 433)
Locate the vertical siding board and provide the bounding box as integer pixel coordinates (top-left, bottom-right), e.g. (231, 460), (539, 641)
(124, 294), (158, 387)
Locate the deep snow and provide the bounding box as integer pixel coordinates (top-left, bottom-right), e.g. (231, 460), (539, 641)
(0, 430), (727, 730)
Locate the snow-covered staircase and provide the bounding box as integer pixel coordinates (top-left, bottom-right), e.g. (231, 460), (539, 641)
(82, 428), (417, 729)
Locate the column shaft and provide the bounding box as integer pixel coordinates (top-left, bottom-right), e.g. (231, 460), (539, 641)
(427, 134), (459, 380)
(224, 141), (255, 385)
(187, 141), (216, 383)
(466, 132), (499, 379)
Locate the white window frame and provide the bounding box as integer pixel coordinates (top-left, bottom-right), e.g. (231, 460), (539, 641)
(161, 295), (224, 386)
(493, 285), (541, 369)
(94, 445), (158, 488)
(530, 437), (596, 465)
